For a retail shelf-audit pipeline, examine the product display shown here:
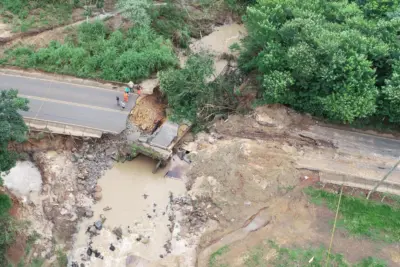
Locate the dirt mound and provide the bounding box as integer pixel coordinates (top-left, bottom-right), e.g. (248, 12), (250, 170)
(131, 95), (165, 132)
(213, 104), (318, 147)
(254, 104), (314, 130)
(186, 138), (300, 247)
(215, 104), (313, 136)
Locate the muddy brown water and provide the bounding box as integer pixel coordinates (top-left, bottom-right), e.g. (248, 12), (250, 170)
(2, 160), (42, 203)
(181, 23), (247, 79)
(71, 156), (187, 266)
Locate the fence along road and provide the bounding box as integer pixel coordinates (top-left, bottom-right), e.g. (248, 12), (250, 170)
(0, 72), (137, 137)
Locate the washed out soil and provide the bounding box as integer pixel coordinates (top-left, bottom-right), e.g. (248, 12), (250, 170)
(199, 188), (400, 267)
(131, 94), (166, 133)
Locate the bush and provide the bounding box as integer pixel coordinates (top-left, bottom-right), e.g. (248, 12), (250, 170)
(159, 53), (241, 126)
(238, 0), (400, 124)
(150, 2), (191, 48)
(0, 194), (17, 265)
(3, 21), (178, 82)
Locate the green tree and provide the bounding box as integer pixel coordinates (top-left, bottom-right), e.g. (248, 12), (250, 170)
(238, 0), (400, 123)
(0, 89), (28, 265)
(159, 53), (242, 125)
(0, 89), (29, 179)
(159, 53), (215, 123)
(380, 61), (400, 123)
(353, 0), (400, 18)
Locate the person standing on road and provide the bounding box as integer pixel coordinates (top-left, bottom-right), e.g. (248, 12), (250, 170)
(120, 101), (126, 110)
(125, 87), (130, 94)
(116, 96), (120, 106)
(123, 92), (129, 102)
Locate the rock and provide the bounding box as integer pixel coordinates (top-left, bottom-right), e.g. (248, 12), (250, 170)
(94, 192), (102, 201)
(94, 220), (102, 230)
(111, 153), (119, 161)
(77, 185), (85, 191)
(88, 226), (97, 234)
(255, 113), (277, 127)
(105, 148), (117, 156)
(141, 237), (150, 244)
(78, 172), (87, 180)
(110, 244), (116, 251)
(85, 210), (94, 218)
(112, 227), (123, 239)
(87, 247), (93, 256)
(95, 185), (102, 192)
(86, 154), (95, 161)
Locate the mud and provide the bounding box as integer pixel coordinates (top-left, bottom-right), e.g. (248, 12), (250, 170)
(2, 161), (42, 200)
(70, 156), (193, 266)
(185, 23), (247, 78)
(197, 189), (400, 267)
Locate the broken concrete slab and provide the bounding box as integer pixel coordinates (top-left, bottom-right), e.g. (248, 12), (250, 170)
(150, 121), (179, 149)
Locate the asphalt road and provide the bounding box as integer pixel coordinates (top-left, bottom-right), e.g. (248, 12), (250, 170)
(0, 73), (137, 134)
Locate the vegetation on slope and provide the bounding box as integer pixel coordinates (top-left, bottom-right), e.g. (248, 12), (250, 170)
(159, 53), (242, 125)
(0, 89), (29, 265)
(0, 0), (92, 33)
(237, 0), (400, 125)
(2, 21), (178, 82)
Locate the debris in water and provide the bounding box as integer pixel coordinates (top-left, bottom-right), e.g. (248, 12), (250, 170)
(147, 214), (152, 219)
(103, 206), (112, 211)
(143, 194), (148, 199)
(141, 236), (150, 244)
(110, 244), (116, 251)
(162, 212), (165, 215)
(153, 203), (157, 207)
(112, 227), (123, 239)
(71, 262), (79, 267)
(94, 220), (102, 230)
(87, 247), (93, 256)
(136, 235), (142, 242)
(88, 226), (97, 235)
(160, 255), (164, 258)
(94, 249), (103, 259)
(153, 209), (156, 213)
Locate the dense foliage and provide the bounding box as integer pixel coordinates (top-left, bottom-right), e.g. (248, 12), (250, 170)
(0, 89), (28, 265)
(159, 53), (215, 123)
(0, 89), (29, 178)
(238, 0), (400, 124)
(159, 53), (241, 125)
(2, 21), (178, 82)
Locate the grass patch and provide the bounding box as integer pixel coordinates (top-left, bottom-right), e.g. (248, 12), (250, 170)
(209, 245), (229, 267)
(267, 241), (388, 267)
(2, 21), (178, 82)
(56, 249), (68, 267)
(240, 240), (387, 267)
(304, 187), (400, 242)
(0, 0), (77, 33)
